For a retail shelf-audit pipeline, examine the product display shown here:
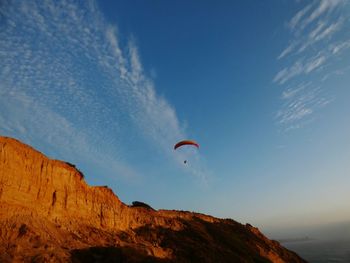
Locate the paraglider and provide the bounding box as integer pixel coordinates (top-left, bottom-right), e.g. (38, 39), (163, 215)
(174, 140), (199, 150)
(174, 140), (199, 164)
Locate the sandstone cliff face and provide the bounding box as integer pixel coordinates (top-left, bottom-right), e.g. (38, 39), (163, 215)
(0, 137), (189, 231)
(0, 136), (307, 263)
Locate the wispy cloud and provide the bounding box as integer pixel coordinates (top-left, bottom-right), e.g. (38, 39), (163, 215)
(288, 3), (312, 31)
(274, 0), (350, 130)
(278, 41), (298, 60)
(289, 0), (343, 33)
(302, 0), (342, 28)
(298, 20), (343, 53)
(0, 0), (204, 180)
(330, 39), (350, 54)
(305, 54), (326, 73)
(281, 82), (311, 100)
(274, 60), (304, 85)
(274, 53), (327, 85)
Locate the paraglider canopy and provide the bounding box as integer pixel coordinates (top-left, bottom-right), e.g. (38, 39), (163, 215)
(174, 140), (199, 164)
(174, 140), (199, 150)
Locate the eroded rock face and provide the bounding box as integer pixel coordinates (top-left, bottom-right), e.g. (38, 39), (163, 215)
(0, 136), (307, 262)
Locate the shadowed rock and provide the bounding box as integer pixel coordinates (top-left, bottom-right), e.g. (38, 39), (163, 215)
(131, 201), (155, 211)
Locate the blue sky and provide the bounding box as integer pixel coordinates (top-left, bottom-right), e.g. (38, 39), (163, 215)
(1, 0), (350, 238)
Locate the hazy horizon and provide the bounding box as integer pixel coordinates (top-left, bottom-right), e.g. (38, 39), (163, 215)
(1, 0), (350, 238)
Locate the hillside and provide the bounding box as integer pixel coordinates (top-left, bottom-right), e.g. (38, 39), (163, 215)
(0, 136), (307, 262)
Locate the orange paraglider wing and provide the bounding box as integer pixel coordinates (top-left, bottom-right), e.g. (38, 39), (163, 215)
(174, 140), (199, 150)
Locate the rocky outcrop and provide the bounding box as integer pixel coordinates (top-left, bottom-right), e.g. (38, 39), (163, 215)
(0, 136), (307, 262)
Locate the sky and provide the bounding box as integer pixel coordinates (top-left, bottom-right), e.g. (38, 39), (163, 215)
(1, 0), (350, 238)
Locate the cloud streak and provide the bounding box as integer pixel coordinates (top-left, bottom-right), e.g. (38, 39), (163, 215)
(274, 0), (350, 130)
(0, 0), (204, 180)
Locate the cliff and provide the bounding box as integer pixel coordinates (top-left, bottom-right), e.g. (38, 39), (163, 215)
(0, 136), (307, 262)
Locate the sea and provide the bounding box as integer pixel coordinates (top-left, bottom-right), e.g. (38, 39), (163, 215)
(283, 239), (350, 263)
